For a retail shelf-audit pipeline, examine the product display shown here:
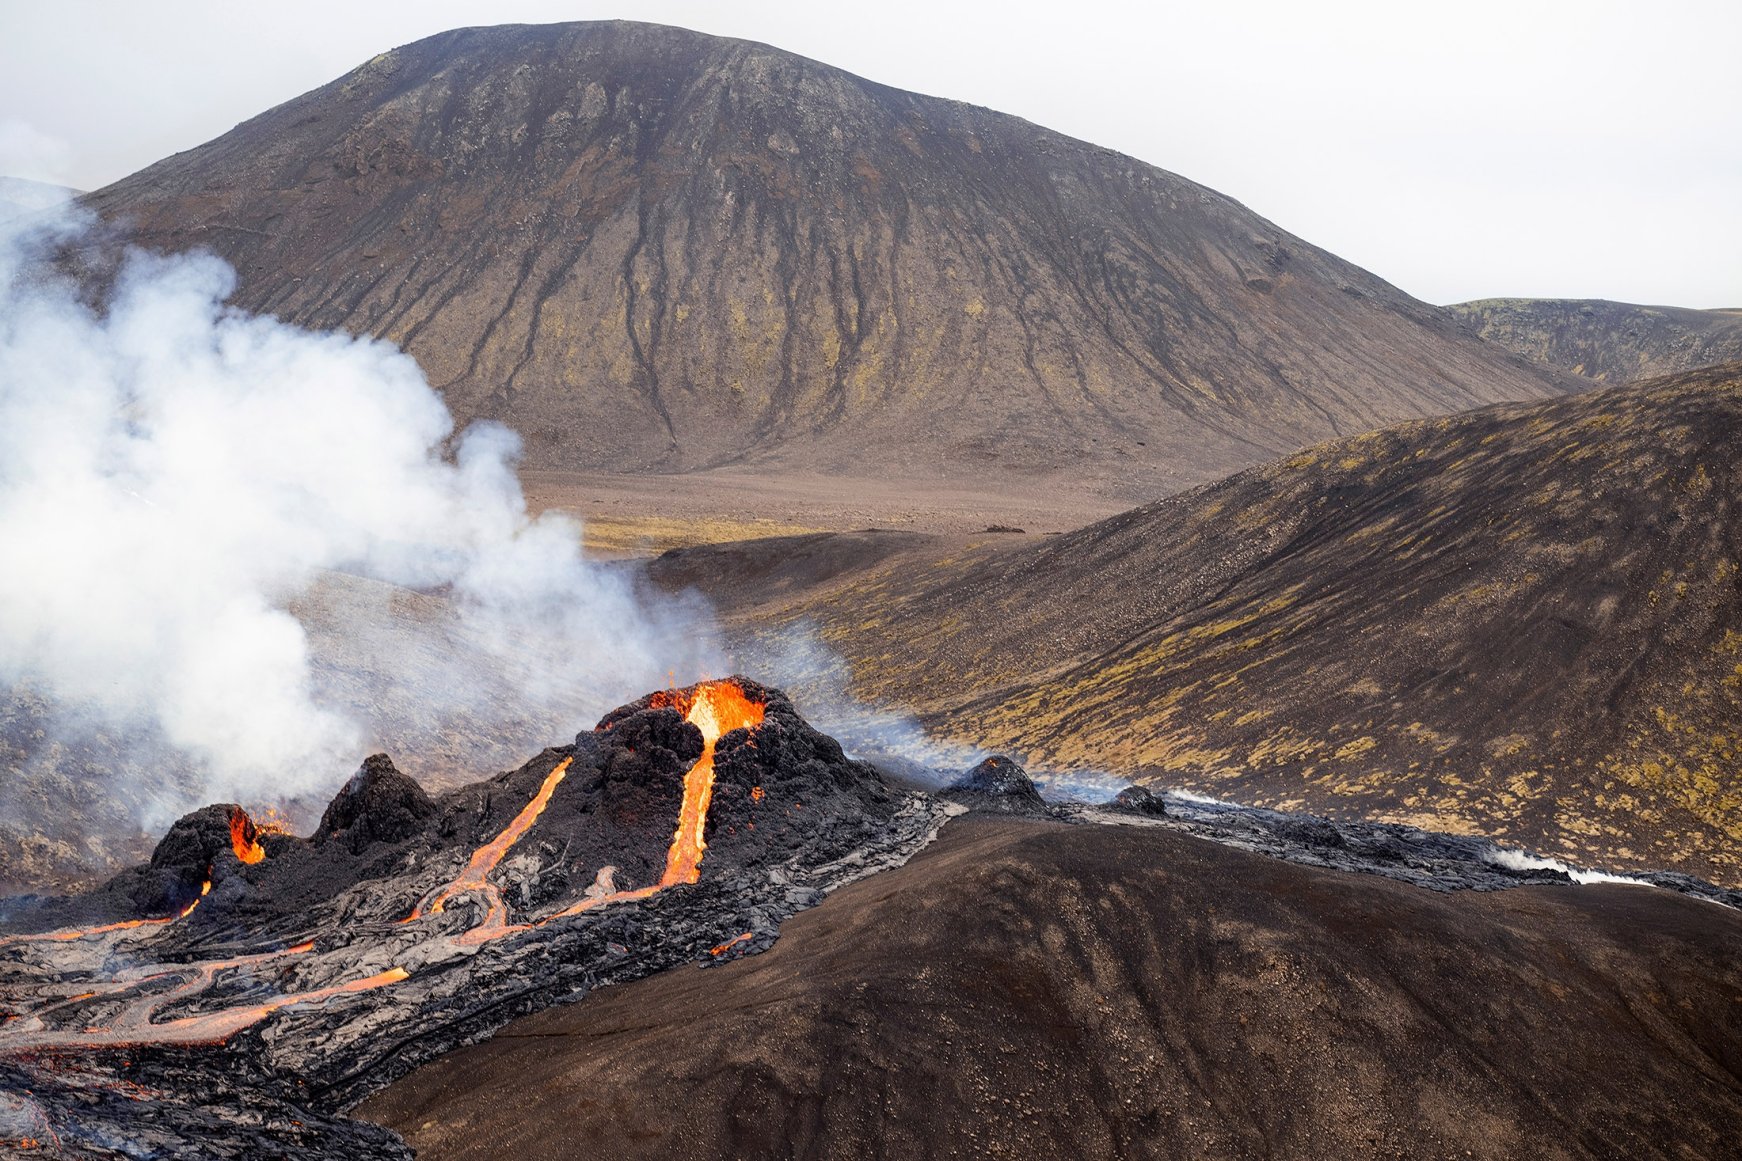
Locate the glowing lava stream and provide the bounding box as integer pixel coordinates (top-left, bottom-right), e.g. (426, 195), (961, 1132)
(550, 679), (766, 919)
(406, 680), (765, 930)
(402, 756), (573, 945)
(0, 943), (409, 1051)
(0, 804), (280, 949)
(0, 681), (768, 1055)
(0, 881), (211, 948)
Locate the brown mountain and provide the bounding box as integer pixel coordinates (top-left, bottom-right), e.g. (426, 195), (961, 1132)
(80, 20), (1569, 499)
(361, 816), (1742, 1160)
(653, 364), (1742, 884)
(1453, 297), (1742, 382)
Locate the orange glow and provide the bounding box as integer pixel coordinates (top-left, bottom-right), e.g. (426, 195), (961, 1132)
(659, 680), (765, 887)
(0, 878), (211, 947)
(230, 809), (266, 864)
(0, 682), (770, 1056)
(709, 931), (753, 956)
(405, 757), (572, 933)
(551, 680), (765, 921)
(250, 806), (291, 836)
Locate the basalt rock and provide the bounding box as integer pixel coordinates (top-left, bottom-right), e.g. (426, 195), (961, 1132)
(1112, 785), (1168, 817)
(317, 754), (437, 854)
(944, 756), (1049, 816)
(0, 678), (948, 1158)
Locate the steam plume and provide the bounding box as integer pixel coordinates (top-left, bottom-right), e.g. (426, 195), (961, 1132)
(0, 203), (720, 835)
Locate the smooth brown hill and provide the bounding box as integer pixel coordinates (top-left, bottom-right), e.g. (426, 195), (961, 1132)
(652, 365), (1742, 884)
(80, 20), (1570, 499)
(360, 816), (1742, 1160)
(1453, 297), (1742, 383)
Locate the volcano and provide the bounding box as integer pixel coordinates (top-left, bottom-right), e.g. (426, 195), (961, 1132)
(5, 681), (1738, 1156)
(0, 680), (945, 1157)
(75, 21), (1571, 500)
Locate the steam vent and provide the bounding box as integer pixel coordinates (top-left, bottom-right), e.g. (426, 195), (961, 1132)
(0, 679), (947, 1156)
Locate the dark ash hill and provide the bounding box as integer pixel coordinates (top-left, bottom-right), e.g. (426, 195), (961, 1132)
(81, 20), (1569, 497)
(361, 816), (1742, 1160)
(1454, 297), (1742, 383)
(657, 365), (1742, 884)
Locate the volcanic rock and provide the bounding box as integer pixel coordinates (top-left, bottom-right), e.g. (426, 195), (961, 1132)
(1112, 784), (1168, 816)
(359, 817), (1742, 1161)
(0, 679), (946, 1157)
(73, 21), (1571, 496)
(318, 754), (438, 854)
(943, 755), (1047, 815)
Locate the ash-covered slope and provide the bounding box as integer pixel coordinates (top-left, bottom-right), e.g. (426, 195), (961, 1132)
(80, 20), (1569, 495)
(1453, 297), (1742, 382)
(669, 365), (1742, 884)
(0, 679), (945, 1157)
(361, 816), (1742, 1161)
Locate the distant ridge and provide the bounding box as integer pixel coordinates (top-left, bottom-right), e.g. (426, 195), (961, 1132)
(1454, 297), (1742, 383)
(80, 20), (1571, 497)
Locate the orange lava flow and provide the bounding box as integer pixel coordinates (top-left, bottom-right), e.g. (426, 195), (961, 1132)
(660, 681), (764, 887)
(551, 680), (765, 921)
(709, 932), (753, 956)
(0, 880), (211, 948)
(405, 757), (572, 927)
(230, 809), (266, 865)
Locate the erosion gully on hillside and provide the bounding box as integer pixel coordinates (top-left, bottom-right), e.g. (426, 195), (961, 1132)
(1, 680), (1738, 1157)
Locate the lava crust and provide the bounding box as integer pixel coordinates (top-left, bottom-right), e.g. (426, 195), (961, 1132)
(0, 679), (945, 1158)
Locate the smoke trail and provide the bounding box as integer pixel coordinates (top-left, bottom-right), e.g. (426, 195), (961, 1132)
(0, 201), (721, 853)
(1483, 847), (1651, 887)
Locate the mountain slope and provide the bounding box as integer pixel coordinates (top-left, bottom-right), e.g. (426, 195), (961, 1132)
(81, 20), (1570, 497)
(657, 365), (1742, 883)
(1453, 297), (1742, 382)
(361, 816), (1742, 1160)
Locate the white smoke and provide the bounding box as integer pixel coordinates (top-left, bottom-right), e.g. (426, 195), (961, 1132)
(732, 620), (988, 781)
(0, 202), (721, 827)
(1483, 847), (1650, 887)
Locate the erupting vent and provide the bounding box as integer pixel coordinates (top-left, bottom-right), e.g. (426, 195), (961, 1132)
(653, 679), (767, 887)
(412, 678), (768, 934)
(0, 676), (939, 1153)
(230, 808), (267, 864)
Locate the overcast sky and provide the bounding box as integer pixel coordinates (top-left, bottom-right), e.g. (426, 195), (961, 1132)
(2, 0), (1737, 307)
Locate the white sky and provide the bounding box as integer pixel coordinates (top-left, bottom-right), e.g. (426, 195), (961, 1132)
(1, 0), (1737, 307)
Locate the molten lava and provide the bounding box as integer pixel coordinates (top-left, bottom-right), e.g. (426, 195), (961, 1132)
(405, 757), (572, 936)
(230, 809), (267, 865)
(660, 680), (766, 887)
(0, 680), (772, 1063)
(709, 931), (753, 956)
(551, 679), (766, 920)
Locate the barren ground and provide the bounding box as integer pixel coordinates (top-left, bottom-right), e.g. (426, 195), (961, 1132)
(526, 468), (1121, 557)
